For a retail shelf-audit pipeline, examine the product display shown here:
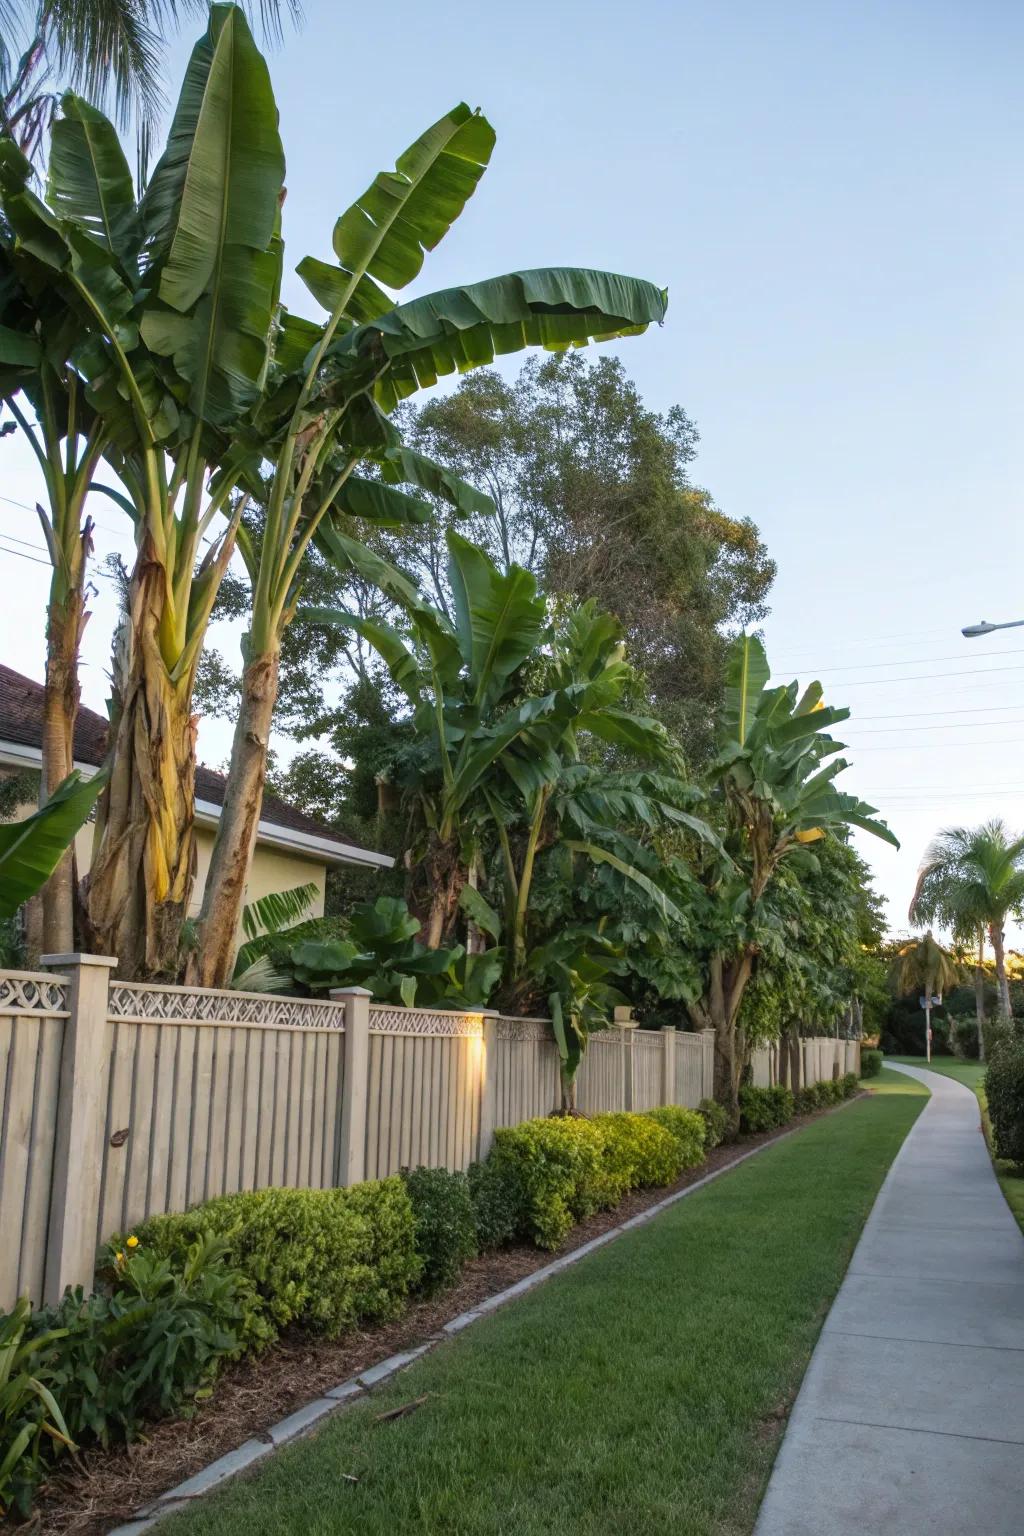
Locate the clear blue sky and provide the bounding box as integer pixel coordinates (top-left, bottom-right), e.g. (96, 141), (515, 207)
(2, 0), (1023, 938)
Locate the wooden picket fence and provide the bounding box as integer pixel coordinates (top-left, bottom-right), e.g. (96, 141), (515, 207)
(0, 958), (858, 1309)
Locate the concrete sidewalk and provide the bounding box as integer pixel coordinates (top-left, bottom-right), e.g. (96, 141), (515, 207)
(754, 1063), (1024, 1535)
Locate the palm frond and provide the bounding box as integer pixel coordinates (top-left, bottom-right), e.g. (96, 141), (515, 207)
(241, 880), (320, 941)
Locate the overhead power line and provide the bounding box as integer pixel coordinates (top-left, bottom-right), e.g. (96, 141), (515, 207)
(796, 647), (1024, 675)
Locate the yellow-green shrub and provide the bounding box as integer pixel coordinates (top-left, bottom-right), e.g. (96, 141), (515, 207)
(129, 1179), (421, 1341)
(490, 1117), (608, 1248)
(490, 1108), (707, 1250)
(597, 1113), (685, 1195)
(643, 1105), (706, 1169)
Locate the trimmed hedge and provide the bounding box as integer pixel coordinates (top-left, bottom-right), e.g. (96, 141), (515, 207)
(738, 1084), (794, 1133)
(696, 1097), (729, 1149)
(129, 1179), (421, 1341)
(860, 1048), (883, 1079)
(489, 1109), (702, 1249)
(644, 1105), (707, 1168)
(986, 1042), (1024, 1165)
(401, 1167), (478, 1296)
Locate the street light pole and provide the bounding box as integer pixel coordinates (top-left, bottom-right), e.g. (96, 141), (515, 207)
(962, 618), (1024, 638)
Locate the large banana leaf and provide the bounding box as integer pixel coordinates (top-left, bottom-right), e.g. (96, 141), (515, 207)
(447, 530), (547, 702)
(327, 267), (669, 410)
(139, 4), (285, 425)
(47, 94), (139, 269)
(297, 103), (495, 326)
(0, 770), (105, 920)
(723, 633), (770, 746)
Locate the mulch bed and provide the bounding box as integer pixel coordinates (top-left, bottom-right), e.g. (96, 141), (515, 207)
(26, 1099), (857, 1536)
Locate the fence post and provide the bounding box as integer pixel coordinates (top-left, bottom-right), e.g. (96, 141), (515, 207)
(478, 1010), (501, 1158)
(700, 1028), (716, 1101)
(661, 1025), (676, 1106)
(331, 987), (372, 1186)
(614, 1008), (635, 1111)
(41, 952), (116, 1305)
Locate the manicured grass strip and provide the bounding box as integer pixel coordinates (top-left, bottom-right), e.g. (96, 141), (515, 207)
(162, 1087), (927, 1536)
(890, 1054), (1024, 1234)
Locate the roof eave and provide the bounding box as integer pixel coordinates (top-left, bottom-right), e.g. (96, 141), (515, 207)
(0, 741), (394, 871)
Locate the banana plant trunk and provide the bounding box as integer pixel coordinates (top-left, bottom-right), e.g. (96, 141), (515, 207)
(407, 832), (466, 950)
(189, 647), (281, 988)
(84, 551), (197, 979)
(40, 578), (85, 953)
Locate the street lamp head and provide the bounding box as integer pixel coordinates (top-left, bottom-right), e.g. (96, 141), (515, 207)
(962, 621), (997, 638)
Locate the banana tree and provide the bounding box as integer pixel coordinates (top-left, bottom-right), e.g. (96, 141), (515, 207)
(187, 99), (669, 986)
(0, 237), (109, 948)
(692, 633), (899, 1114)
(0, 6), (288, 975)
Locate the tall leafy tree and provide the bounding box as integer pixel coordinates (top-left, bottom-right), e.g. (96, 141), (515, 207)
(689, 634), (898, 1114)
(910, 819), (1024, 1042)
(250, 354), (775, 768)
(188, 103), (669, 986)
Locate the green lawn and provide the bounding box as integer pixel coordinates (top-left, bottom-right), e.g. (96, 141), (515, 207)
(162, 1082), (927, 1536)
(888, 1055), (1024, 1234)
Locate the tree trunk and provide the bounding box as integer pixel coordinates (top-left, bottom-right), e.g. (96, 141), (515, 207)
(40, 595), (81, 952)
(189, 647), (280, 989)
(975, 927), (986, 1062)
(408, 832), (466, 951)
(84, 554), (197, 979)
(990, 922), (1012, 1020)
(789, 1029), (802, 1092)
(779, 1034), (790, 1090)
(559, 1068), (578, 1115)
(39, 525), (92, 953)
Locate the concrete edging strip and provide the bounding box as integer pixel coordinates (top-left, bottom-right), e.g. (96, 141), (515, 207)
(107, 1101), (858, 1535)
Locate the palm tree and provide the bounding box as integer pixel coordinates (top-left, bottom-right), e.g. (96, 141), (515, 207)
(890, 931), (961, 1062)
(1, 1), (299, 163)
(910, 819), (1024, 1048)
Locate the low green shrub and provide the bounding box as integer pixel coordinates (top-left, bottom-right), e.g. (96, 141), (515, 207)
(986, 1042), (1024, 1166)
(738, 1084), (795, 1133)
(953, 1020), (980, 1060)
(793, 1084), (820, 1114)
(840, 1071), (859, 1099)
(467, 1158), (521, 1253)
(818, 1079), (843, 1106)
(490, 1117), (608, 1249)
(401, 1167), (478, 1295)
(130, 1179), (421, 1341)
(696, 1097), (729, 1149)
(644, 1106), (707, 1169)
(489, 1108), (706, 1250)
(598, 1112), (686, 1196)
(860, 1048), (883, 1079)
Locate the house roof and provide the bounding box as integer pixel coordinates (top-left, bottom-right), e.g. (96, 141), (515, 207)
(0, 664), (393, 870)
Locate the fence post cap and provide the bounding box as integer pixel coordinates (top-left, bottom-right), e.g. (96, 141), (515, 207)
(479, 1009), (501, 1018)
(660, 1023), (677, 1033)
(328, 985), (373, 999)
(40, 952), (118, 969)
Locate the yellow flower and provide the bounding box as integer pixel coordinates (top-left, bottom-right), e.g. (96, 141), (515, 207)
(115, 1251), (124, 1264)
(126, 1235), (139, 1249)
